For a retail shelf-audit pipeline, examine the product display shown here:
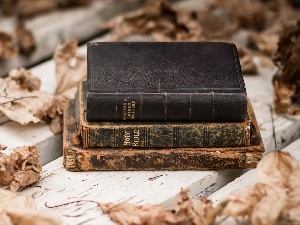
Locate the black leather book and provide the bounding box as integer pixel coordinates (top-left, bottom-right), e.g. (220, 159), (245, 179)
(86, 42), (247, 122)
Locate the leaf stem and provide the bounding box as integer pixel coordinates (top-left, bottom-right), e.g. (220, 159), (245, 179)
(0, 95), (39, 105)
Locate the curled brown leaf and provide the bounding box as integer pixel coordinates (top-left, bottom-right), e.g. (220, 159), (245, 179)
(220, 151), (300, 225)
(100, 0), (206, 42)
(100, 188), (214, 225)
(0, 32), (18, 60)
(47, 40), (87, 133)
(0, 68), (53, 125)
(250, 32), (278, 57)
(0, 144), (7, 150)
(0, 146), (41, 191)
(236, 44), (257, 74)
(272, 21), (300, 115)
(0, 40), (86, 132)
(15, 20), (36, 56)
(0, 188), (60, 225)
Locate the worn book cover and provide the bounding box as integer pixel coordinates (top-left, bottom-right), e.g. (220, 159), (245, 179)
(86, 42), (247, 122)
(77, 81), (252, 148)
(64, 100), (264, 171)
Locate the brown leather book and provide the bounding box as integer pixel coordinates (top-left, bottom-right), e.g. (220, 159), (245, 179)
(64, 99), (264, 171)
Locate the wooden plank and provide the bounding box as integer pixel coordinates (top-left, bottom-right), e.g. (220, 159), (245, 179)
(208, 138), (300, 205)
(21, 162), (217, 224)
(0, 0), (143, 77)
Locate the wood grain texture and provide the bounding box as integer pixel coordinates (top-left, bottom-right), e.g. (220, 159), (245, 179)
(21, 158), (218, 224)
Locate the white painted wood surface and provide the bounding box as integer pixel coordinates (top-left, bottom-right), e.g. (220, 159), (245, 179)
(22, 163), (217, 224)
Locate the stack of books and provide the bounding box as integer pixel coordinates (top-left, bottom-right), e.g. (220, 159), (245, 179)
(63, 42), (264, 171)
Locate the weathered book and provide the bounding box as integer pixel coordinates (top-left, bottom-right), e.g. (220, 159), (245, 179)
(86, 42), (247, 122)
(64, 100), (264, 171)
(76, 81), (252, 148)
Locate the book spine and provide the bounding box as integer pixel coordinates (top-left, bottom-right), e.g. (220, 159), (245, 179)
(63, 148), (262, 171)
(86, 92), (247, 122)
(81, 122), (251, 148)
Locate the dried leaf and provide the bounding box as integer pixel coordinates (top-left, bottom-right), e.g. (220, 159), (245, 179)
(0, 40), (85, 132)
(0, 68), (53, 125)
(15, 20), (36, 56)
(9, 68), (40, 91)
(47, 40), (87, 133)
(100, 0), (206, 42)
(0, 146), (41, 191)
(0, 144), (7, 150)
(250, 32), (278, 57)
(0, 32), (18, 60)
(57, 0), (91, 8)
(0, 188), (60, 225)
(54, 40), (86, 96)
(220, 151), (300, 225)
(210, 0), (274, 31)
(100, 201), (178, 225)
(236, 44), (257, 74)
(273, 21), (300, 114)
(12, 0), (55, 19)
(100, 188), (214, 225)
(193, 11), (238, 39)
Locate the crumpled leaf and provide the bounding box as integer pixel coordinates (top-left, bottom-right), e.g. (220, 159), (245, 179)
(220, 151), (300, 225)
(0, 188), (60, 225)
(1, 0), (90, 18)
(250, 32), (278, 57)
(57, 0), (91, 8)
(2, 0), (55, 18)
(48, 39), (87, 133)
(0, 146), (42, 191)
(0, 68), (53, 125)
(15, 20), (36, 56)
(0, 144), (7, 150)
(0, 32), (18, 60)
(0, 40), (86, 133)
(273, 21), (300, 115)
(211, 0), (275, 31)
(236, 44), (257, 74)
(100, 0), (206, 42)
(100, 188), (214, 225)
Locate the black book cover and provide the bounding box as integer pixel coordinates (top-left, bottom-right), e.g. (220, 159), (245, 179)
(86, 42), (247, 122)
